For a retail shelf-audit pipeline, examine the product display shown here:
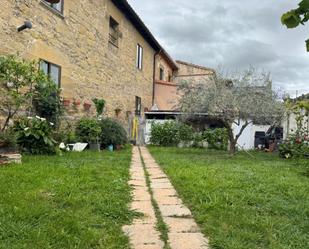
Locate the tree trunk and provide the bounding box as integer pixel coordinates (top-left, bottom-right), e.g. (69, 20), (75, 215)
(229, 139), (237, 154)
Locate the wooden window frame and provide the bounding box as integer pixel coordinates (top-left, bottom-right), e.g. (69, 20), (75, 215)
(39, 60), (62, 88)
(109, 16), (119, 47)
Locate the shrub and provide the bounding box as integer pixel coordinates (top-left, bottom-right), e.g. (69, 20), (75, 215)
(33, 82), (63, 127)
(279, 131), (309, 159)
(99, 118), (127, 148)
(13, 116), (56, 154)
(203, 128), (229, 150)
(150, 121), (194, 147)
(75, 118), (101, 143)
(0, 130), (17, 150)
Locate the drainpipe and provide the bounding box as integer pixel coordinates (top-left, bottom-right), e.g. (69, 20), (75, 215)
(152, 50), (161, 106)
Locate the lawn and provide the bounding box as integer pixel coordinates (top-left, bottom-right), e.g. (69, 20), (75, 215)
(0, 148), (134, 249)
(148, 146), (309, 249)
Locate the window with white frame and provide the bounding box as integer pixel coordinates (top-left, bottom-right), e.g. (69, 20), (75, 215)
(136, 44), (143, 70)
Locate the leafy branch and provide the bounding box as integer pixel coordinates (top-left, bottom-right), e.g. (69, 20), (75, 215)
(281, 0), (309, 51)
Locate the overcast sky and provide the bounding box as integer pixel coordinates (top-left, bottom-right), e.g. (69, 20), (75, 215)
(128, 0), (309, 97)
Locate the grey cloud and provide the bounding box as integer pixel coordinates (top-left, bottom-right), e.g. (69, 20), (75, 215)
(129, 0), (309, 96)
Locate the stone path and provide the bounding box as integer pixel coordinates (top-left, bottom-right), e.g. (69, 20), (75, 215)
(123, 147), (210, 249)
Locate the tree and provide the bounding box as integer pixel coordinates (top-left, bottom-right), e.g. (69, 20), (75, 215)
(179, 68), (285, 154)
(0, 55), (62, 131)
(281, 0), (309, 52)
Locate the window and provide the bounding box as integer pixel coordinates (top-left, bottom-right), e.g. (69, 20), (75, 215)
(40, 60), (61, 87)
(159, 67), (164, 81)
(136, 44), (143, 70)
(109, 16), (119, 47)
(43, 0), (64, 14)
(135, 96), (142, 116)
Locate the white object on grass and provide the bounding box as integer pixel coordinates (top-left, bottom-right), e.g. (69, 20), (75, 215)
(72, 143), (88, 152)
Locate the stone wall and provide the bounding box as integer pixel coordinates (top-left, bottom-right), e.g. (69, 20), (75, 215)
(0, 0), (155, 124)
(175, 60), (214, 86)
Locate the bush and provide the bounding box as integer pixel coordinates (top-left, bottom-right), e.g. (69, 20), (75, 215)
(75, 118), (101, 143)
(13, 116), (56, 154)
(33, 84), (63, 127)
(279, 132), (309, 159)
(99, 118), (127, 148)
(0, 130), (17, 150)
(150, 121), (194, 147)
(203, 128), (228, 150)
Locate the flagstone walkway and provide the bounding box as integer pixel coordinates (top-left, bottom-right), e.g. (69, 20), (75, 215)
(123, 147), (209, 249)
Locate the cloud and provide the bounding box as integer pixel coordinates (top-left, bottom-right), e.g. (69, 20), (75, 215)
(129, 0), (309, 96)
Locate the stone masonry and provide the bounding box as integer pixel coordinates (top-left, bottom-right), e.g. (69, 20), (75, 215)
(0, 0), (155, 122)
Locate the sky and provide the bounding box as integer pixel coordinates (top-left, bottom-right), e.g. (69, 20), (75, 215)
(128, 0), (309, 97)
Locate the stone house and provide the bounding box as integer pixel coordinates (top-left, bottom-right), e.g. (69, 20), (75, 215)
(0, 0), (214, 128)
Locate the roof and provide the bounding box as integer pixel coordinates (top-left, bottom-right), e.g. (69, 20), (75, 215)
(175, 60), (215, 73)
(111, 0), (162, 51)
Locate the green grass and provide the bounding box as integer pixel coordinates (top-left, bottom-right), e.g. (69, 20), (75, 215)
(148, 146), (309, 249)
(0, 148), (134, 249)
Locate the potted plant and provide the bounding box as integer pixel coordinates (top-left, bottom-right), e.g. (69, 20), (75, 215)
(92, 98), (105, 117)
(75, 118), (101, 151)
(83, 101), (92, 111)
(62, 98), (71, 107)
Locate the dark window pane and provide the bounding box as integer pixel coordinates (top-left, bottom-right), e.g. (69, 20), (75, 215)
(50, 65), (60, 86)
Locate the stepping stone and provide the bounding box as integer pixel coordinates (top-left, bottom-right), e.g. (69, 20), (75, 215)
(155, 196), (182, 205)
(123, 224), (164, 249)
(133, 187), (151, 201)
(169, 232), (209, 249)
(153, 188), (178, 198)
(163, 217), (201, 233)
(131, 200), (156, 220)
(159, 204), (192, 217)
(129, 179), (146, 187)
(151, 182), (174, 189)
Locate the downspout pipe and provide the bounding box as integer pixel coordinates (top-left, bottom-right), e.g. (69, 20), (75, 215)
(152, 50), (162, 106)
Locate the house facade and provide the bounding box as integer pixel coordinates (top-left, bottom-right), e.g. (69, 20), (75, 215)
(0, 0), (166, 122)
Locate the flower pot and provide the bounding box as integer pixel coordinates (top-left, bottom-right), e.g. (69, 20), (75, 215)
(62, 98), (71, 107)
(73, 99), (81, 106)
(89, 143), (100, 151)
(83, 102), (91, 110)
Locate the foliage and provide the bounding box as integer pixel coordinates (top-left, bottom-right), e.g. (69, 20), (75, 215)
(281, 0), (309, 51)
(204, 128), (229, 150)
(99, 118), (128, 148)
(92, 98), (105, 117)
(0, 55), (62, 131)
(280, 102), (309, 158)
(152, 121), (196, 146)
(150, 121), (184, 146)
(75, 118), (101, 143)
(279, 132), (309, 159)
(179, 68), (284, 153)
(0, 149), (135, 248)
(13, 116), (56, 154)
(0, 130), (17, 149)
(33, 79), (63, 126)
(0, 56), (35, 131)
(149, 146), (309, 249)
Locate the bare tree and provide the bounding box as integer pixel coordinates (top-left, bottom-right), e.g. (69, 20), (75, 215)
(179, 68), (285, 154)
